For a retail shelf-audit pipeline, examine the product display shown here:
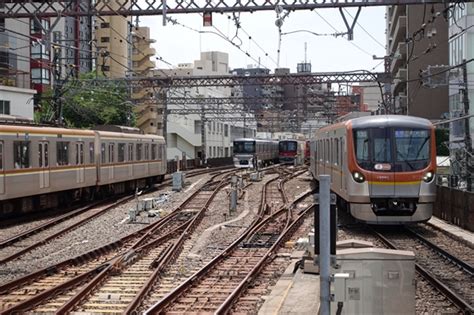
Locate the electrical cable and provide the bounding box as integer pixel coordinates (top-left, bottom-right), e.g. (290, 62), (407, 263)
(314, 10), (374, 57)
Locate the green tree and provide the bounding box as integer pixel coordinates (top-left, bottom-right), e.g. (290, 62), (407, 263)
(435, 128), (449, 156)
(36, 71), (135, 128)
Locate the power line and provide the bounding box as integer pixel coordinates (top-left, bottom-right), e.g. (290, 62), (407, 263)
(314, 10), (373, 57)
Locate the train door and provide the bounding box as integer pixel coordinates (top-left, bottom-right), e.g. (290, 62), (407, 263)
(340, 137), (344, 191)
(76, 142), (85, 184)
(108, 143), (114, 180)
(38, 141), (50, 189)
(0, 142), (4, 194)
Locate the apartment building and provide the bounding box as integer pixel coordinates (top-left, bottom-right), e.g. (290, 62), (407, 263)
(130, 26), (161, 135)
(386, 4), (449, 119)
(155, 51), (256, 161)
(447, 4), (474, 179)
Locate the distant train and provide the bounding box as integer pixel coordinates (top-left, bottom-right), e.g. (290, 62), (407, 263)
(310, 115), (436, 224)
(278, 139), (306, 165)
(233, 138), (278, 168)
(0, 124), (167, 218)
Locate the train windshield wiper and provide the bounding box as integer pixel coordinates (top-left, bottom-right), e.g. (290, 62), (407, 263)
(396, 149), (415, 171)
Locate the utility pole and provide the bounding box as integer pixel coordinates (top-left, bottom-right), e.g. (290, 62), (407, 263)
(461, 59), (472, 191)
(52, 44), (63, 125)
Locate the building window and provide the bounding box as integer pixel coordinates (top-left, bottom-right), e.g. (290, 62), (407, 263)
(31, 42), (50, 59)
(224, 124), (228, 137)
(101, 65), (110, 72)
(31, 68), (50, 84)
(101, 37), (110, 43)
(56, 141), (69, 166)
(30, 19), (49, 34)
(14, 141), (30, 168)
(0, 100), (10, 115)
(100, 22), (110, 28)
(118, 143), (125, 162)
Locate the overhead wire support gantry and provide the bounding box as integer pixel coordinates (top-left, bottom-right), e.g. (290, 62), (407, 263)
(0, 0), (459, 18)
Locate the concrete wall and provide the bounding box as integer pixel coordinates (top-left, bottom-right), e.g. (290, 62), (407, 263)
(0, 85), (36, 119)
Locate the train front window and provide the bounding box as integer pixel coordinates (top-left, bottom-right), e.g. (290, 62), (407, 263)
(233, 141), (255, 154)
(353, 128), (430, 171)
(394, 129), (430, 170)
(279, 141), (297, 152)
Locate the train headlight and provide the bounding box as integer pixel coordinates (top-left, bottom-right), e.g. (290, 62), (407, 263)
(352, 171), (365, 183)
(423, 171), (434, 183)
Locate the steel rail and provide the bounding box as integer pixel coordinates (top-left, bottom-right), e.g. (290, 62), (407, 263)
(0, 195), (133, 265)
(0, 168), (233, 298)
(54, 218), (193, 314)
(144, 175), (311, 314)
(372, 229), (474, 314)
(52, 172), (234, 314)
(216, 203), (315, 314)
(405, 227), (474, 275)
(0, 201), (104, 248)
(123, 177), (232, 314)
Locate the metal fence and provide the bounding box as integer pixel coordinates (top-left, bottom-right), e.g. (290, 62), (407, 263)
(433, 185), (474, 232)
(166, 157), (233, 174)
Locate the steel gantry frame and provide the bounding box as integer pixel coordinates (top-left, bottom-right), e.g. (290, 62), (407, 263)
(0, 0), (458, 18)
(93, 71), (388, 88)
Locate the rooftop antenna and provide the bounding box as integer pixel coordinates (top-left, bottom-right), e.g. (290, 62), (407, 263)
(304, 42), (307, 64)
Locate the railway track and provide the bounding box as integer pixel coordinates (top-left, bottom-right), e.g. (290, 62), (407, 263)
(0, 166), (232, 266)
(0, 169), (235, 314)
(373, 226), (474, 314)
(143, 169), (312, 314)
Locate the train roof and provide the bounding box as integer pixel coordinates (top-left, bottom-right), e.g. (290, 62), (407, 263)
(233, 138), (277, 143)
(0, 124), (165, 141)
(350, 115), (433, 129)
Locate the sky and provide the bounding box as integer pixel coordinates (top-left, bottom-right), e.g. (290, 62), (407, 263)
(140, 6), (387, 74)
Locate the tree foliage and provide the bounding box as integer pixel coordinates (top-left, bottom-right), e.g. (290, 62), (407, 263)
(36, 71), (135, 128)
(435, 128), (449, 156)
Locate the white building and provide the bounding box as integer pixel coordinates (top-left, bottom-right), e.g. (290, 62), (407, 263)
(154, 52), (256, 161)
(0, 85), (36, 119)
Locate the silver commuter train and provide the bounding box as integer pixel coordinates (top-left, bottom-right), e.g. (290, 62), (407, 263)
(310, 115), (437, 224)
(0, 124), (167, 218)
(233, 138), (279, 168)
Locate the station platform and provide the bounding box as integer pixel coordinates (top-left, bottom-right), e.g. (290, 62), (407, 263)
(428, 216), (474, 247)
(259, 251), (320, 315)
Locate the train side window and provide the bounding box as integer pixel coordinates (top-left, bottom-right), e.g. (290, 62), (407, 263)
(101, 143), (106, 163)
(118, 143), (126, 162)
(14, 141), (30, 169)
(89, 143), (95, 164)
(57, 141), (69, 166)
(325, 140), (329, 163)
(145, 144), (150, 160)
(128, 143), (133, 161)
(157, 144), (162, 160)
(108, 143), (115, 163)
(136, 143), (143, 161)
(151, 144), (157, 160)
(335, 139), (339, 165)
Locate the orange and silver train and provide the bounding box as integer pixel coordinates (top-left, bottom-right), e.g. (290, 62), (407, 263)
(310, 115), (436, 224)
(0, 124), (167, 219)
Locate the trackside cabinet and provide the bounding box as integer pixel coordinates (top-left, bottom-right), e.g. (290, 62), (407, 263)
(331, 248), (415, 315)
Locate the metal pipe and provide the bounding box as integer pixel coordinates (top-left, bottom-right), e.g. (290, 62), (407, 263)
(319, 175), (331, 315)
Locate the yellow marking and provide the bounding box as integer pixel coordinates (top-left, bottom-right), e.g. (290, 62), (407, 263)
(369, 181), (421, 185)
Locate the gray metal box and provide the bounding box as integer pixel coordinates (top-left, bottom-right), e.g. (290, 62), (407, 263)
(331, 248), (415, 315)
